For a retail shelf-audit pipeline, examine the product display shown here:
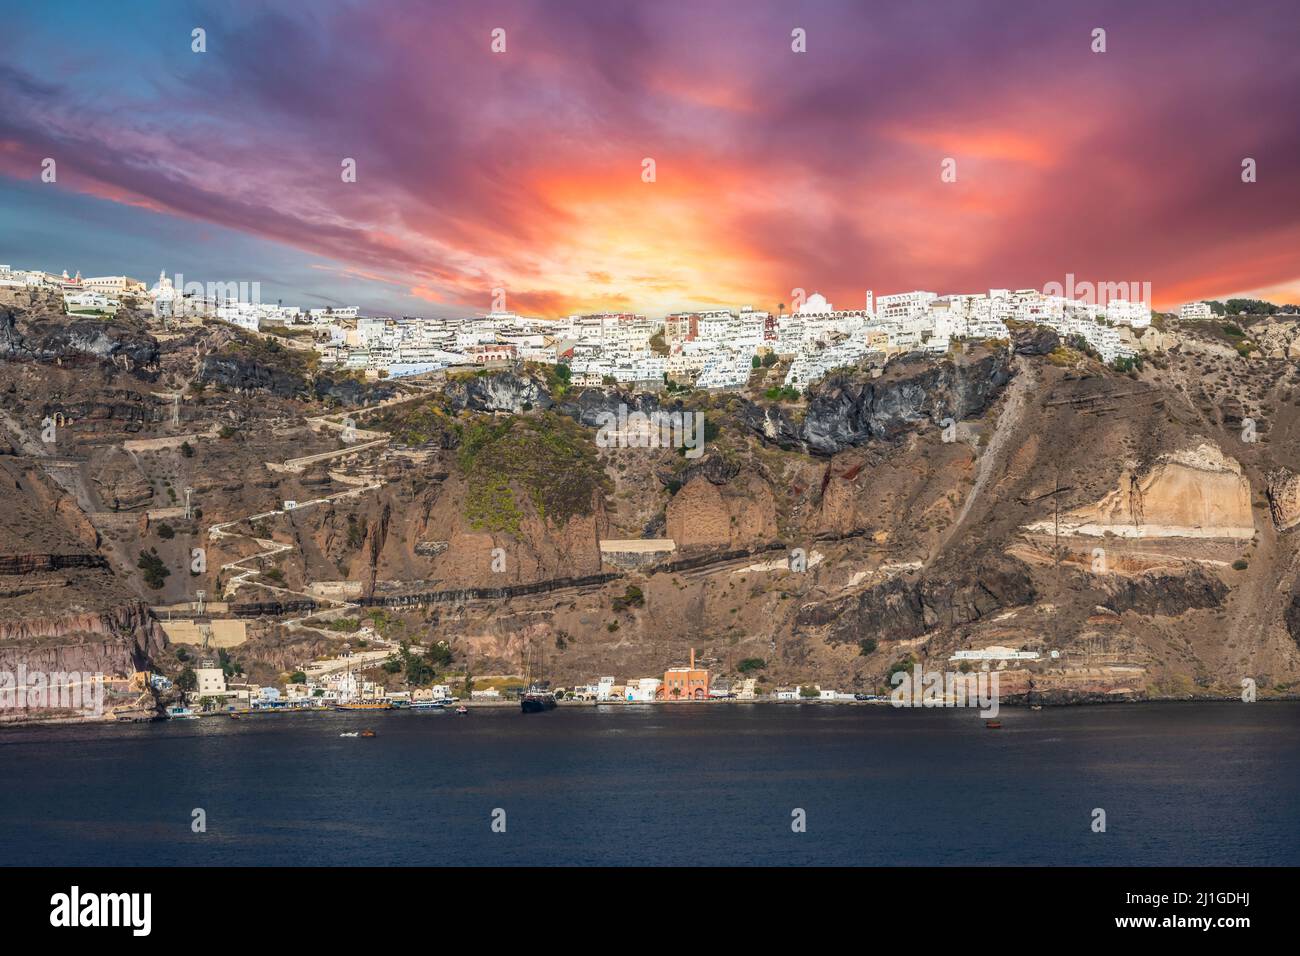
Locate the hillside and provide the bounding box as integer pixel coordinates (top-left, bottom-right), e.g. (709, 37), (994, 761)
(3, 294), (1300, 704)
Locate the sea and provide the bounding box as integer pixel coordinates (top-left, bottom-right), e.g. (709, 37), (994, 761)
(1, 702), (1297, 866)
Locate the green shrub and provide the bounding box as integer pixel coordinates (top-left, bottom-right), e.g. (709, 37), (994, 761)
(137, 549), (170, 589)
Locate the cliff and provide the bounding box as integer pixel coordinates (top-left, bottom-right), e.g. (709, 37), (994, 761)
(0, 304), (159, 371)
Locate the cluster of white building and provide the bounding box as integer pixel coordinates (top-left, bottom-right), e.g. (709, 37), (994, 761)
(3, 261), (1156, 388)
(184, 657), (462, 711)
(132, 270), (1153, 388)
(564, 675), (764, 701)
(772, 685), (864, 701)
(0, 264), (148, 316)
(1179, 301), (1215, 321)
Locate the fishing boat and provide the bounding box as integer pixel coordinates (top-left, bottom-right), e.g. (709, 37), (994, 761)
(339, 732), (359, 738)
(985, 719), (1003, 729)
(360, 729), (377, 738)
(455, 706), (469, 715)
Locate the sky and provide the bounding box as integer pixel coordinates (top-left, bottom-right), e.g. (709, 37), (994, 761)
(1, 0), (1298, 318)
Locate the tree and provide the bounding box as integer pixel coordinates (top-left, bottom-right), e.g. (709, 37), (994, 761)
(176, 666), (197, 692)
(217, 648), (241, 679)
(737, 657), (766, 673)
(886, 655), (917, 688)
(288, 671), (307, 684)
(858, 638), (878, 656)
(137, 549), (170, 589)
(424, 642), (454, 668)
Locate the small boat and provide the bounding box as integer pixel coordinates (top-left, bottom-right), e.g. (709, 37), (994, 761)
(455, 706), (469, 715)
(1031, 704), (1043, 711)
(985, 720), (1003, 729)
(229, 712), (242, 720)
(339, 732), (359, 738)
(360, 729), (377, 737)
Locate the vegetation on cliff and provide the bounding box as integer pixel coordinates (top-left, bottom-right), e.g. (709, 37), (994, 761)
(370, 397), (458, 447)
(456, 412), (610, 536)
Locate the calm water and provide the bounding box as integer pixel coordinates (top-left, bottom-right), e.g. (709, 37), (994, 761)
(1, 702), (1297, 866)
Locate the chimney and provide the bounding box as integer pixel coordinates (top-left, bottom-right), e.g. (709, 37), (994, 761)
(690, 647), (695, 670)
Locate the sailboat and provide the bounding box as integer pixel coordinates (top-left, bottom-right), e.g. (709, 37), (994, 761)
(520, 640), (557, 714)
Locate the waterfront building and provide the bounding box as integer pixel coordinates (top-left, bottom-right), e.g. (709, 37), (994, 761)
(194, 664), (227, 697)
(625, 678), (661, 702)
(662, 648), (709, 701)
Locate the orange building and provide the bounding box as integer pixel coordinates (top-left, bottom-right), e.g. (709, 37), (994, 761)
(661, 648), (709, 701)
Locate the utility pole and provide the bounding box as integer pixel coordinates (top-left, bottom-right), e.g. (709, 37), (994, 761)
(184, 487), (193, 520)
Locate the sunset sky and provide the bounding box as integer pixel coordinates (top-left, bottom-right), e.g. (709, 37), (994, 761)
(2, 0), (1298, 318)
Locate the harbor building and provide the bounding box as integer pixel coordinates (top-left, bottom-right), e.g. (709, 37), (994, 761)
(662, 648), (709, 701)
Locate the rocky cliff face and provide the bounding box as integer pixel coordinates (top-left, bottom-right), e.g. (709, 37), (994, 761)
(665, 475), (778, 548)
(445, 372), (554, 414)
(1, 306), (159, 371)
(1096, 566), (1228, 616)
(796, 556), (1037, 645)
(456, 352), (1012, 459)
(314, 375), (396, 407)
(0, 553), (106, 575)
(739, 351), (1012, 455)
(1266, 468), (1300, 533)
(1011, 325), (1061, 356)
(0, 600), (167, 673)
(197, 354), (308, 398)
(1030, 442), (1255, 539)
